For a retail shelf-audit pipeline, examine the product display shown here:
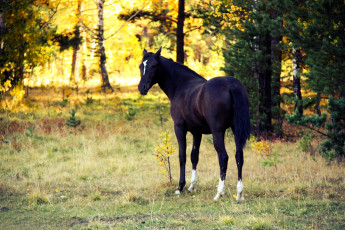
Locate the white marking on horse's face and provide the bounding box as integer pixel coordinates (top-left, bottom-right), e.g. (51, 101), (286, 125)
(142, 60), (148, 76)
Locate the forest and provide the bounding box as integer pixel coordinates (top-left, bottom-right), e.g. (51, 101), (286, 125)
(1, 0), (345, 229)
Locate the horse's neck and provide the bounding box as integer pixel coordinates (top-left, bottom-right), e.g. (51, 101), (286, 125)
(157, 59), (205, 101)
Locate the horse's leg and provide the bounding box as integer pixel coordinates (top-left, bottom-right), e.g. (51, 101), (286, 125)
(188, 133), (202, 192)
(174, 124), (187, 194)
(235, 144), (244, 200)
(212, 131), (229, 200)
(232, 125), (245, 200)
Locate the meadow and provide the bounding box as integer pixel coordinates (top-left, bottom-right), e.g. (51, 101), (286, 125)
(0, 86), (344, 229)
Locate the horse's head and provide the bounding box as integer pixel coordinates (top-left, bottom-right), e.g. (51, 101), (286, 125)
(138, 48), (161, 95)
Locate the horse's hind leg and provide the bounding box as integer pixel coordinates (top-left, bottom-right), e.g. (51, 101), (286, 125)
(235, 147), (244, 200)
(188, 133), (202, 192)
(212, 131), (229, 200)
(233, 127), (245, 200)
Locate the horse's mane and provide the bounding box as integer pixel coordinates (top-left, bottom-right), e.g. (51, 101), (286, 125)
(160, 57), (206, 80)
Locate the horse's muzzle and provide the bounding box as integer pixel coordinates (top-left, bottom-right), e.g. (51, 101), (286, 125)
(138, 83), (148, 95)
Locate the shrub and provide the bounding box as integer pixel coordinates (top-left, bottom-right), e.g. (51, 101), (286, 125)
(287, 97), (345, 160)
(154, 132), (176, 184)
(66, 109), (83, 134)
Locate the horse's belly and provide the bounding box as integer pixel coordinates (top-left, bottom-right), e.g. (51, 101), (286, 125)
(185, 117), (211, 134)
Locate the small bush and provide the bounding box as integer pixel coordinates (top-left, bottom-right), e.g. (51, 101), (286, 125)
(287, 97), (345, 160)
(262, 150), (284, 168)
(66, 109), (83, 134)
(28, 192), (49, 205)
(249, 218), (271, 230)
(124, 104), (137, 121)
(90, 192), (101, 201)
(219, 216), (235, 226)
(25, 123), (36, 137)
(154, 132), (176, 184)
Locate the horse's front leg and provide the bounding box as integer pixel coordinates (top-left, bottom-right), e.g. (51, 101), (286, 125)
(174, 123), (187, 194)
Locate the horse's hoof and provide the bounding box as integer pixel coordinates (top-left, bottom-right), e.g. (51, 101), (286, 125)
(175, 190), (181, 195)
(236, 192), (244, 200)
(214, 193), (222, 201)
(188, 185), (195, 192)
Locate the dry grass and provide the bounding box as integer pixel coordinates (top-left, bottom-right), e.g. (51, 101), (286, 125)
(0, 87), (344, 229)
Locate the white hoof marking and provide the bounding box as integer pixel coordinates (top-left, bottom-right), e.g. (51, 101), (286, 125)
(214, 178), (225, 200)
(236, 180), (244, 200)
(214, 193), (222, 201)
(188, 170), (197, 191)
(188, 184), (195, 192)
(175, 190), (181, 195)
(236, 192), (244, 200)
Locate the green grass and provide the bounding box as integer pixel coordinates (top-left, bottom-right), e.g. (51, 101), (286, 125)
(1, 86), (345, 229)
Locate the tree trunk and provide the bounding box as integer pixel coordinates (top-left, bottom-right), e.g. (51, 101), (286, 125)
(143, 26), (149, 49)
(176, 0), (185, 64)
(271, 9), (283, 136)
(258, 31), (272, 132)
(16, 35), (26, 86)
(97, 0), (113, 92)
(315, 92), (321, 116)
(271, 37), (282, 132)
(292, 47), (303, 115)
(70, 0), (82, 83)
(271, 10), (282, 116)
(70, 25), (80, 83)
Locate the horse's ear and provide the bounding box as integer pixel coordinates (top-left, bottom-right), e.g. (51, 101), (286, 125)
(143, 49), (148, 56)
(154, 47), (162, 58)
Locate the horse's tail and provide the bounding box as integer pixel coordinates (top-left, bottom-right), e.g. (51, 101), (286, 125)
(230, 83), (251, 149)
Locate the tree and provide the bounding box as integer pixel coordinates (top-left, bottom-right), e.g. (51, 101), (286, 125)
(51, 0), (83, 83)
(270, 8), (283, 135)
(118, 0), (206, 64)
(0, 0), (56, 90)
(76, 0), (113, 92)
(176, 0), (185, 63)
(283, 0), (345, 160)
(292, 47), (303, 115)
(206, 0), (283, 136)
(70, 0), (83, 83)
(96, 0), (112, 92)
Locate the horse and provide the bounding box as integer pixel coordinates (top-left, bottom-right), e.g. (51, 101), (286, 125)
(138, 48), (251, 200)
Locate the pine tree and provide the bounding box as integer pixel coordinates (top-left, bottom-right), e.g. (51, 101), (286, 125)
(207, 0), (283, 136)
(286, 97), (345, 160)
(283, 0), (345, 160)
(319, 97), (345, 160)
(66, 109), (81, 134)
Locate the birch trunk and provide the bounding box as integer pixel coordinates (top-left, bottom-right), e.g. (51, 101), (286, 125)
(97, 0), (113, 92)
(292, 47), (303, 115)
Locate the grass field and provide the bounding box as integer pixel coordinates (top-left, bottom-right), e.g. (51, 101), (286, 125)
(1, 86), (344, 229)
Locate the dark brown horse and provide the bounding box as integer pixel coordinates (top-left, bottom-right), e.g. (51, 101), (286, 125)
(138, 48), (250, 200)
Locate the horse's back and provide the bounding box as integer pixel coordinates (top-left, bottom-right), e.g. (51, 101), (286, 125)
(201, 77), (249, 132)
(171, 76), (248, 134)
